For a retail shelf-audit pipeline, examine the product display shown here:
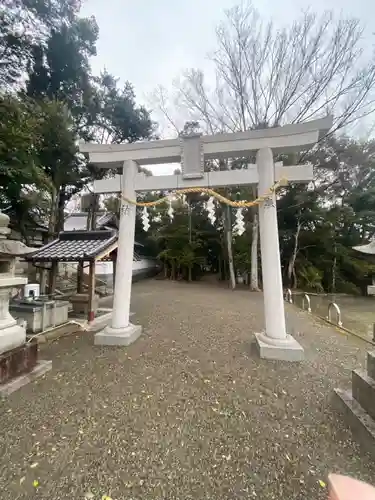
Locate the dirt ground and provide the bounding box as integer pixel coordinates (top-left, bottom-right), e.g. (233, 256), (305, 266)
(0, 279), (374, 500)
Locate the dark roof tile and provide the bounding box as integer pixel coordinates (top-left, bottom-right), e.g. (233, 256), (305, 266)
(25, 230), (118, 262)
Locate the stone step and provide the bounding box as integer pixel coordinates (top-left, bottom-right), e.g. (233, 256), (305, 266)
(352, 369), (375, 420)
(368, 351), (375, 380)
(333, 388), (375, 460)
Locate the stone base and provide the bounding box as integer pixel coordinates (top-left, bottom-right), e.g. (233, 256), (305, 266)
(70, 293), (99, 316)
(77, 311), (135, 333)
(254, 332), (304, 361)
(333, 388), (375, 459)
(352, 369), (375, 420)
(368, 351), (375, 379)
(0, 340), (37, 384)
(333, 352), (375, 459)
(94, 323), (142, 346)
(0, 360), (52, 397)
(0, 323), (26, 355)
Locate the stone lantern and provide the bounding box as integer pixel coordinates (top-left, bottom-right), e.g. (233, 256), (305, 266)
(0, 211), (30, 353)
(0, 211), (51, 393)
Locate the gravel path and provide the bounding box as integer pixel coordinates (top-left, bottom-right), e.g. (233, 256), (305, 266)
(0, 279), (374, 500)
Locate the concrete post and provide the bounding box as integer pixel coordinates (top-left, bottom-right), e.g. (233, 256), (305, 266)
(257, 147), (287, 340)
(94, 159), (142, 346)
(254, 147), (304, 361)
(112, 251), (117, 291)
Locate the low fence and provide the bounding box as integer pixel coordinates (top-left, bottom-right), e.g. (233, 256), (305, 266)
(284, 289), (375, 344)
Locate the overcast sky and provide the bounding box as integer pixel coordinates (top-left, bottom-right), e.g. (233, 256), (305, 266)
(81, 0), (371, 98)
(80, 0), (373, 175)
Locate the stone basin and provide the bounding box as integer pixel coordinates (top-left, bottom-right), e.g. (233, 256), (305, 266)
(10, 299), (70, 334)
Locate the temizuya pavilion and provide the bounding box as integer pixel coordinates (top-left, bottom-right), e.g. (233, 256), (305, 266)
(80, 116), (332, 362)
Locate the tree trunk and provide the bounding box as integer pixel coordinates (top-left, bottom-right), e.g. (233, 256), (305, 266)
(188, 265), (192, 282)
(56, 186), (66, 234)
(225, 205), (236, 290)
(250, 211), (260, 290)
(292, 267), (297, 289)
(48, 186), (58, 239)
(19, 221), (31, 246)
(287, 219), (302, 289)
(217, 160), (236, 289)
(332, 241), (337, 294)
(221, 234), (227, 280)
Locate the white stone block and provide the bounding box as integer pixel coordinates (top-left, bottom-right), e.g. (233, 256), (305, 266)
(254, 332), (304, 362)
(94, 323), (142, 346)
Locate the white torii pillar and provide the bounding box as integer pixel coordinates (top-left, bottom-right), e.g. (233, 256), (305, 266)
(255, 148), (303, 361)
(95, 160), (142, 346)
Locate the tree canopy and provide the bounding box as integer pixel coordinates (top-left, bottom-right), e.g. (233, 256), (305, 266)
(0, 0), (154, 241)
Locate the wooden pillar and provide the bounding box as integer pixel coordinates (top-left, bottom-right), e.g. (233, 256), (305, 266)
(87, 260), (96, 323)
(40, 268), (48, 295)
(77, 261), (84, 293)
(48, 261), (58, 297)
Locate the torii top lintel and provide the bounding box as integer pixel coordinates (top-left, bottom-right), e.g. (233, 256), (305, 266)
(80, 116), (332, 172)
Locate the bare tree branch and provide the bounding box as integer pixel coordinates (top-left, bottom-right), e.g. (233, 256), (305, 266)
(149, 2), (375, 291)
(172, 2), (375, 136)
(151, 85), (180, 135)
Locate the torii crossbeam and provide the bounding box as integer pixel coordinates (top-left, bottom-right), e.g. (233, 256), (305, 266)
(80, 116), (332, 361)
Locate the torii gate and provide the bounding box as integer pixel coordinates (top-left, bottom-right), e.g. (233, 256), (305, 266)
(80, 116), (332, 361)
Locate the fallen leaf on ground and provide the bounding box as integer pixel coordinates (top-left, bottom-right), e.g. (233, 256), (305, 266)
(318, 480), (326, 488)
